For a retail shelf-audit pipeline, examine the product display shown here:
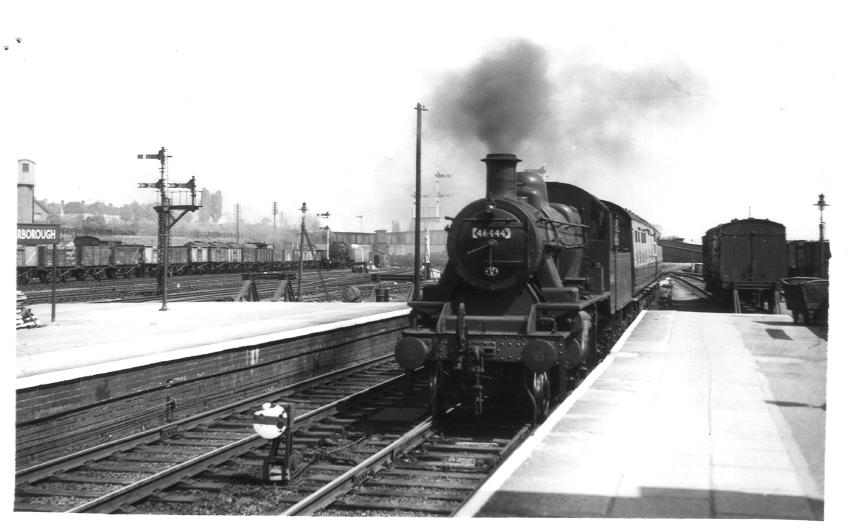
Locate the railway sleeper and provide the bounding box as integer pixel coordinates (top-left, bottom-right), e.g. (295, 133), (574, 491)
(51, 473), (139, 485)
(410, 452), (499, 464)
(82, 463), (162, 473)
(183, 429), (246, 438)
(17, 485), (104, 498)
(306, 463), (357, 472)
(148, 493), (203, 504)
(231, 458), (264, 467)
(360, 478), (476, 491)
(137, 445), (211, 455)
(352, 486), (469, 501)
(392, 461), (490, 472)
(171, 479), (231, 491)
(330, 496), (456, 515)
(377, 471), (487, 482)
(109, 453), (191, 463)
(198, 470), (255, 481)
(419, 443), (504, 453)
(14, 502), (58, 512)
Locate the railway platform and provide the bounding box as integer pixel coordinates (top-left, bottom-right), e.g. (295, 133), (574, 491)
(17, 301), (408, 387)
(15, 301), (410, 468)
(457, 310), (828, 519)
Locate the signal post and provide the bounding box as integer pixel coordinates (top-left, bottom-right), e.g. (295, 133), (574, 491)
(138, 147), (201, 311)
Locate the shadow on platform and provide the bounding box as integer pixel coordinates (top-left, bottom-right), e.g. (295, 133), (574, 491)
(755, 320), (829, 340)
(475, 488), (823, 520)
(656, 299), (722, 313)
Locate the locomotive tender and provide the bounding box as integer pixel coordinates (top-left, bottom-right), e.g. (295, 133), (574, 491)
(395, 153), (661, 422)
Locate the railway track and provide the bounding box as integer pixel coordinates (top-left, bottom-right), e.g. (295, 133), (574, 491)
(14, 357), (415, 513)
(654, 273), (720, 312)
(285, 407), (529, 516)
(16, 275), (635, 516)
(669, 272), (712, 298)
(18, 333), (625, 515)
(18, 269), (411, 304)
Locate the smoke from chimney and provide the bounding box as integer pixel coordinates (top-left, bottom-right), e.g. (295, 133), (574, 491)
(428, 39), (709, 184)
(433, 40), (550, 154)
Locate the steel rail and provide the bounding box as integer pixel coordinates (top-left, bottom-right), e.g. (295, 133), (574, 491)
(65, 365), (415, 513)
(281, 416), (438, 516)
(670, 273), (713, 299)
(16, 354), (395, 482)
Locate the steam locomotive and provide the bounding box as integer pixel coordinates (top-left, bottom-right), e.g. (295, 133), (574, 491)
(395, 153), (661, 422)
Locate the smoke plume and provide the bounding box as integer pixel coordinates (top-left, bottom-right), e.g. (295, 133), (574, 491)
(428, 39), (709, 185)
(435, 40), (551, 153)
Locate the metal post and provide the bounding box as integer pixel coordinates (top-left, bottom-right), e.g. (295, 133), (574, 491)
(159, 183), (169, 311)
(273, 201), (278, 239)
(413, 102), (428, 301)
(235, 204), (240, 244)
(814, 193), (829, 278)
(325, 226), (331, 265)
(138, 147), (199, 311)
(297, 202), (306, 301)
(51, 242), (56, 322)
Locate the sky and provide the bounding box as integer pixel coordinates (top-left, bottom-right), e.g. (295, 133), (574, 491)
(2, 0), (845, 243)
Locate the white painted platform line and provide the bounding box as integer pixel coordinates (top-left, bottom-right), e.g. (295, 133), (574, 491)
(16, 308), (411, 390)
(455, 309), (650, 517)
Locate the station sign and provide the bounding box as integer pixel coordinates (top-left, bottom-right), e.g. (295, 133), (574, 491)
(17, 223), (61, 244)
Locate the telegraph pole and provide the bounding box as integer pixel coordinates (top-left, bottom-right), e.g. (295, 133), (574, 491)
(297, 202), (307, 301)
(234, 204), (241, 244)
(317, 211), (330, 265)
(413, 102), (428, 301)
(138, 147), (200, 311)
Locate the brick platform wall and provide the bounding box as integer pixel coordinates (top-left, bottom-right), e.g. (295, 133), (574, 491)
(16, 315), (407, 467)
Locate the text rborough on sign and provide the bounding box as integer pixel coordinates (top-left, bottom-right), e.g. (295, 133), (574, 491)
(17, 223), (61, 244)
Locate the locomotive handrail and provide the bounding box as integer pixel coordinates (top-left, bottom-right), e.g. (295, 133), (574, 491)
(536, 218), (589, 229)
(462, 217), (519, 223)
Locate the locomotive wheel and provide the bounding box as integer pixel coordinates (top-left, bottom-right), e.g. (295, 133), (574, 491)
(530, 371), (551, 423)
(428, 361), (444, 417)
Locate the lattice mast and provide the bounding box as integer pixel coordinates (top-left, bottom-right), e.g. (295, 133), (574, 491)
(138, 147), (201, 311)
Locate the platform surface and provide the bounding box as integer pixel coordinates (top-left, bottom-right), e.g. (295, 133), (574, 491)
(458, 310), (828, 519)
(16, 301), (408, 388)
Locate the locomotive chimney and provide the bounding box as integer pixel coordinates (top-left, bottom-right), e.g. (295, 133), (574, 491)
(483, 153), (521, 200)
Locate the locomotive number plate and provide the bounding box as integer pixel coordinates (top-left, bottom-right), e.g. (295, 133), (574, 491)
(472, 227), (512, 240)
(484, 265), (500, 277)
